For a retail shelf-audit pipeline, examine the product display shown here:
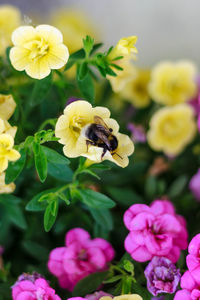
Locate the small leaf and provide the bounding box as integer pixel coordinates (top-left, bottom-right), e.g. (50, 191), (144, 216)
(41, 146), (70, 165)
(79, 189), (115, 209)
(5, 148), (27, 184)
(72, 271), (108, 296)
(77, 62), (88, 81)
(89, 208), (113, 230)
(33, 142), (47, 182)
(29, 73), (52, 106)
(5, 203), (27, 229)
(25, 188), (59, 211)
(123, 260), (134, 274)
(103, 275), (122, 284)
(48, 162), (73, 182)
(77, 72), (95, 104)
(79, 169), (100, 180)
(83, 35), (94, 57)
(44, 200), (58, 232)
(58, 191), (70, 205)
(168, 175), (188, 198)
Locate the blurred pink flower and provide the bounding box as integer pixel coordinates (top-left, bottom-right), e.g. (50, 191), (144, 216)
(127, 123), (146, 143)
(186, 233), (200, 285)
(48, 228), (115, 291)
(174, 270), (200, 300)
(123, 200), (188, 263)
(189, 169), (200, 201)
(86, 291), (112, 300)
(12, 273), (61, 300)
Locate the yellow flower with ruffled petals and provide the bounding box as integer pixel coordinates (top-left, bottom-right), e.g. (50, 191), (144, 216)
(149, 61), (197, 106)
(100, 294), (142, 300)
(0, 94), (16, 120)
(107, 58), (137, 93)
(10, 24), (69, 79)
(0, 134), (20, 172)
(108, 36), (138, 61)
(0, 5), (21, 56)
(50, 9), (97, 54)
(120, 68), (151, 108)
(147, 104), (196, 156)
(55, 100), (134, 168)
(0, 172), (15, 194)
(0, 117), (17, 138)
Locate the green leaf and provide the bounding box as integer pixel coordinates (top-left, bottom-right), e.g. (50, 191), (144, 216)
(4, 203), (27, 229)
(83, 35), (94, 57)
(77, 62), (88, 81)
(58, 191), (70, 205)
(5, 148), (27, 184)
(145, 176), (157, 199)
(123, 260), (134, 274)
(107, 187), (143, 207)
(89, 208), (113, 230)
(132, 282), (151, 300)
(33, 142), (47, 182)
(44, 200), (58, 232)
(64, 48), (85, 71)
(41, 146), (70, 165)
(78, 169), (100, 180)
(103, 274), (122, 284)
(77, 72), (95, 104)
(25, 188), (59, 211)
(90, 43), (103, 55)
(48, 162), (73, 182)
(72, 271), (108, 296)
(168, 175), (188, 198)
(79, 189), (115, 209)
(29, 73), (52, 106)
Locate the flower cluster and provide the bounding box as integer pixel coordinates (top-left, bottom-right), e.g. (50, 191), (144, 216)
(123, 200), (188, 263)
(174, 234), (200, 299)
(48, 228), (115, 291)
(55, 100), (134, 168)
(0, 94), (20, 193)
(12, 272), (61, 300)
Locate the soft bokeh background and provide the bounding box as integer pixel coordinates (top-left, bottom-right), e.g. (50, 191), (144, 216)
(2, 0), (200, 66)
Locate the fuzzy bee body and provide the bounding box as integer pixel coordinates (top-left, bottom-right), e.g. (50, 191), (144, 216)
(84, 116), (119, 159)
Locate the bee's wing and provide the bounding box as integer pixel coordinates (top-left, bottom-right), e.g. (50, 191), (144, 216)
(94, 116), (110, 133)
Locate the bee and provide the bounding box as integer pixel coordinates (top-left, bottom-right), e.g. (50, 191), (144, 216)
(84, 116), (122, 160)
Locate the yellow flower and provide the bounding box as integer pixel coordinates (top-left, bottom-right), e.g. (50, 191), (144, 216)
(100, 294), (142, 300)
(149, 61), (197, 106)
(147, 104), (196, 156)
(10, 24), (69, 79)
(0, 94), (16, 120)
(0, 133), (20, 172)
(50, 9), (97, 54)
(107, 58), (137, 93)
(0, 118), (17, 138)
(0, 5), (21, 56)
(55, 100), (134, 168)
(120, 68), (151, 108)
(0, 172), (15, 194)
(108, 36), (138, 61)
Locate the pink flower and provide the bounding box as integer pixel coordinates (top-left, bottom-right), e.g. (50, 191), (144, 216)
(48, 228), (115, 291)
(12, 272), (61, 300)
(186, 233), (200, 285)
(189, 169), (200, 201)
(86, 291), (112, 300)
(174, 270), (200, 300)
(123, 200), (188, 263)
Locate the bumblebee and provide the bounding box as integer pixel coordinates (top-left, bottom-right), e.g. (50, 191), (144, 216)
(84, 116), (121, 159)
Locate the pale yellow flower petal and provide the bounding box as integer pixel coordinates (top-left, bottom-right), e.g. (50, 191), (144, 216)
(0, 172), (15, 194)
(9, 47), (30, 71)
(0, 119), (5, 134)
(25, 59), (50, 80)
(36, 24), (63, 44)
(92, 106), (111, 119)
(0, 94), (16, 121)
(11, 26), (36, 46)
(6, 149), (20, 161)
(103, 118), (119, 135)
(0, 134), (14, 150)
(3, 121), (17, 138)
(0, 158), (8, 173)
(114, 294), (143, 300)
(48, 44), (69, 69)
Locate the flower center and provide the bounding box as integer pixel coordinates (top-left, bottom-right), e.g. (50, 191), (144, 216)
(70, 116), (87, 135)
(24, 37), (49, 62)
(78, 249), (88, 261)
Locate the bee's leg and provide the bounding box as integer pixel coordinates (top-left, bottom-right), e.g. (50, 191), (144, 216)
(101, 147), (107, 160)
(86, 140), (96, 152)
(112, 152), (123, 159)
